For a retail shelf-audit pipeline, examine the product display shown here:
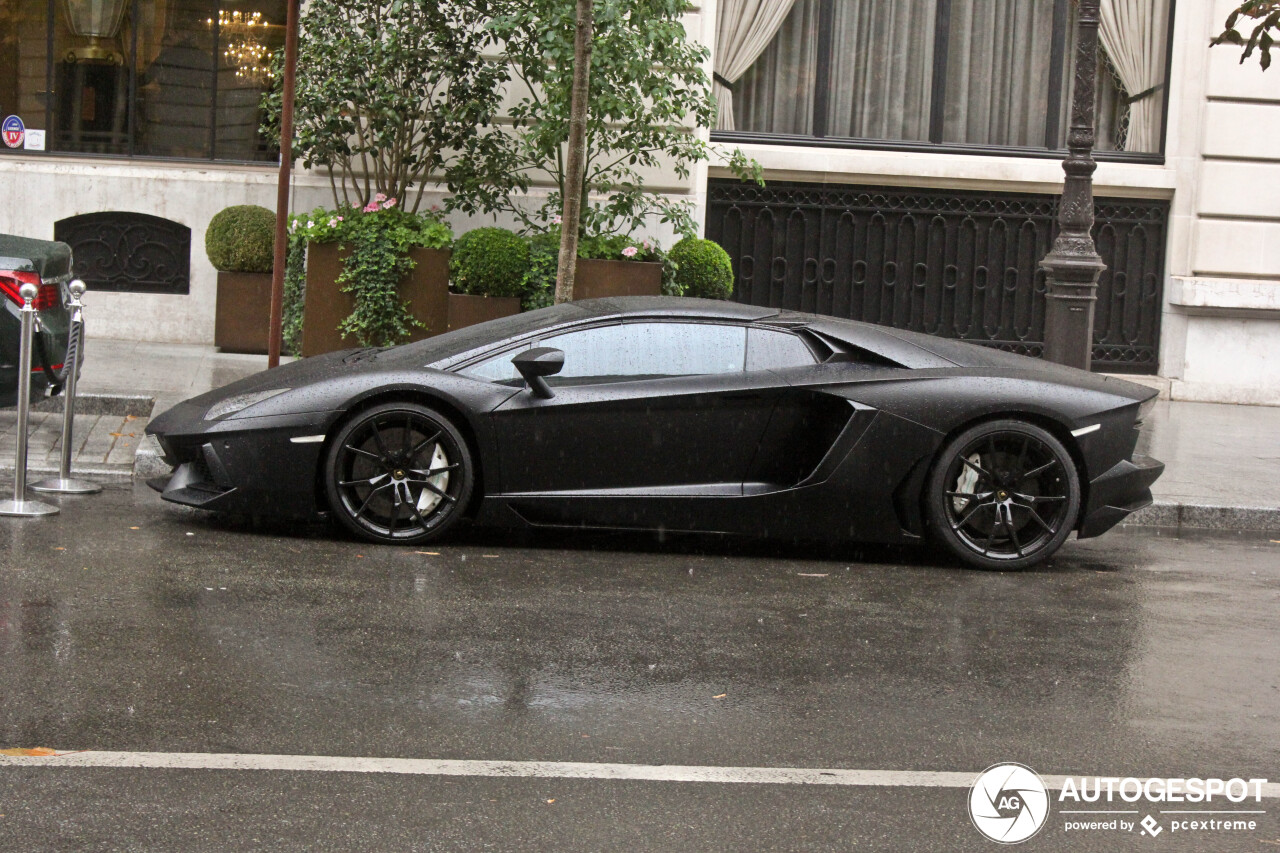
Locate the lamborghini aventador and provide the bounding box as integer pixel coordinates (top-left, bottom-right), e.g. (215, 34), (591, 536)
(147, 296), (1163, 570)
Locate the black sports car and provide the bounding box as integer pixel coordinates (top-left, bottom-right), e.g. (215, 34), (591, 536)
(147, 297), (1163, 569)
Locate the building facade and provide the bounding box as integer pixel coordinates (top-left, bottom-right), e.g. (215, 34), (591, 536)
(1, 0), (1276, 403)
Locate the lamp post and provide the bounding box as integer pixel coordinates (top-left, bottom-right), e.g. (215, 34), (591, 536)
(1040, 0), (1106, 371)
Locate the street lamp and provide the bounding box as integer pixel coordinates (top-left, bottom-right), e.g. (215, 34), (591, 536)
(1040, 0), (1107, 371)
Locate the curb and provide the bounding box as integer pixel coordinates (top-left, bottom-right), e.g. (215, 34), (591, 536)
(1122, 500), (1279, 534)
(32, 393), (154, 418)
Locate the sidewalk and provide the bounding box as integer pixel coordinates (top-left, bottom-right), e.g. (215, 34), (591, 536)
(2, 339), (1277, 533)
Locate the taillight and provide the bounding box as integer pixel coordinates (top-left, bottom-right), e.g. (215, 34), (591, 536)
(0, 271), (61, 311)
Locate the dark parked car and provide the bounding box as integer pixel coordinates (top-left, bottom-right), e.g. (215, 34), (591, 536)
(0, 234), (73, 407)
(147, 297), (1163, 570)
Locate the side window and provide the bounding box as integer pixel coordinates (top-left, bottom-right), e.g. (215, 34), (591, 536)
(458, 343), (530, 384)
(746, 327), (818, 371)
(540, 322), (747, 385)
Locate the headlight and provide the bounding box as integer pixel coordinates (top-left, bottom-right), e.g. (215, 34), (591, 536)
(205, 388), (291, 421)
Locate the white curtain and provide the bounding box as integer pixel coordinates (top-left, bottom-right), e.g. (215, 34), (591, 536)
(943, 0), (1057, 147)
(826, 0), (935, 140)
(715, 0), (800, 130)
(1100, 0), (1169, 152)
(734, 0), (819, 135)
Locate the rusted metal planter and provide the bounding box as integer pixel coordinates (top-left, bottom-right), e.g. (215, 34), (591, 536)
(446, 293), (522, 332)
(572, 258), (662, 300)
(215, 271), (275, 355)
(302, 243), (451, 357)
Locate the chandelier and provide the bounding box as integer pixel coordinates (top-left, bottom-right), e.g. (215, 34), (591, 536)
(208, 10), (275, 84)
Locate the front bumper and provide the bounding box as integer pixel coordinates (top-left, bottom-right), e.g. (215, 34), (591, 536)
(1077, 453), (1164, 539)
(147, 409), (340, 519)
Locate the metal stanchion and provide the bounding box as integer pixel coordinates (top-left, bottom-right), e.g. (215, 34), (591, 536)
(33, 280), (100, 495)
(0, 283), (59, 517)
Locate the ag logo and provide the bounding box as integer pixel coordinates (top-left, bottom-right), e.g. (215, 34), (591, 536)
(969, 763), (1050, 844)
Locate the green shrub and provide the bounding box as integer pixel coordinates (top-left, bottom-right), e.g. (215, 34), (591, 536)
(449, 228), (530, 298)
(206, 205), (276, 273)
(670, 238), (733, 300)
(522, 230), (559, 311)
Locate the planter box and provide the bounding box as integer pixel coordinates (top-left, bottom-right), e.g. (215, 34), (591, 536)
(572, 258), (662, 301)
(215, 271), (275, 355)
(302, 243), (451, 357)
(447, 293), (522, 332)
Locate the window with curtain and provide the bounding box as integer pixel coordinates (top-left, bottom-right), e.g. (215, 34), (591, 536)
(718, 0), (1171, 155)
(0, 0), (284, 161)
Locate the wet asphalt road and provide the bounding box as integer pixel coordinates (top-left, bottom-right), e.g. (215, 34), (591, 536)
(0, 484), (1277, 852)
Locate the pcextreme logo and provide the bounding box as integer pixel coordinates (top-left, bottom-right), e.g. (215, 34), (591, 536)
(969, 763), (1051, 844)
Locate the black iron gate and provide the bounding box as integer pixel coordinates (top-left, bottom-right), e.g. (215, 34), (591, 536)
(705, 180), (1167, 373)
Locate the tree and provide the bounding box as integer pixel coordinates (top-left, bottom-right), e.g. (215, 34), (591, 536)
(1212, 1), (1280, 70)
(487, 0), (760, 239)
(263, 0), (521, 213)
(554, 0), (595, 304)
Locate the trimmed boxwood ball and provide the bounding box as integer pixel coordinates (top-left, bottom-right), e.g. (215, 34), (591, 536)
(670, 238), (733, 300)
(206, 205), (276, 273)
(449, 227), (530, 298)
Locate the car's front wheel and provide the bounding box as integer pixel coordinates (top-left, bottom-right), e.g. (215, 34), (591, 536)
(324, 402), (474, 544)
(925, 419), (1080, 571)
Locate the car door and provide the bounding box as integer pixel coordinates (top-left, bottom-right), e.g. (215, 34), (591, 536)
(487, 320), (785, 496)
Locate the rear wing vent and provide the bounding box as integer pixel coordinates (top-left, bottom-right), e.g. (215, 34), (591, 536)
(804, 329), (905, 369)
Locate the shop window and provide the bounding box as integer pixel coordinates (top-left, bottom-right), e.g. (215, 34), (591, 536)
(1, 0), (283, 162)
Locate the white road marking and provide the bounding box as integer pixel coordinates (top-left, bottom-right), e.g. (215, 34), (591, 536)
(1, 752), (1277, 798)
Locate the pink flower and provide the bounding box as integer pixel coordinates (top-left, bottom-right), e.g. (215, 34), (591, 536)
(551, 215), (562, 225)
(374, 192), (387, 203)
(621, 246), (638, 258)
(382, 197), (397, 209)
(430, 204), (441, 212)
(363, 201), (379, 213)
(328, 218), (338, 228)
(642, 240), (651, 250)
(336, 216), (344, 222)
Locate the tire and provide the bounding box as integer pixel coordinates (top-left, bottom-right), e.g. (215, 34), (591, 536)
(925, 419), (1080, 571)
(324, 402), (474, 545)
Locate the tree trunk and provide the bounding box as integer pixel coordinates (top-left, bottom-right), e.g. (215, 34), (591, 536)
(554, 0), (594, 304)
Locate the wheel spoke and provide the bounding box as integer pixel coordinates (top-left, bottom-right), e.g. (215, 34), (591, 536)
(339, 473), (389, 488)
(981, 522), (997, 556)
(1004, 511), (1024, 557)
(353, 483), (392, 519)
(1013, 492), (1066, 504)
(952, 500), (995, 531)
(946, 489), (993, 502)
(408, 499), (433, 532)
(960, 455), (994, 481)
(1019, 505), (1055, 535)
(409, 464), (459, 479)
(371, 421), (390, 458)
(404, 415), (413, 456)
(1015, 436), (1030, 477)
(419, 481), (456, 503)
(409, 430), (442, 460)
(344, 444), (381, 462)
(1019, 459), (1057, 482)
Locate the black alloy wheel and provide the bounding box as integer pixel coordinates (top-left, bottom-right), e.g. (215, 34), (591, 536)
(925, 419), (1080, 570)
(325, 402), (474, 544)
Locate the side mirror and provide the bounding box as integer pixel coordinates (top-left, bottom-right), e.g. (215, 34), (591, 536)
(511, 347), (564, 399)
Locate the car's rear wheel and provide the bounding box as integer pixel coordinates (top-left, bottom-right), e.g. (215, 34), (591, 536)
(925, 419), (1080, 571)
(325, 402), (473, 544)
